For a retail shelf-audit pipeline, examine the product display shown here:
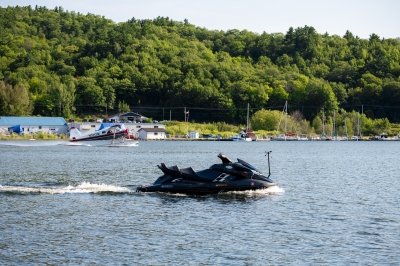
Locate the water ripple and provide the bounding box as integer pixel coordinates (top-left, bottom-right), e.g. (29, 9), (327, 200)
(1, 141), (400, 265)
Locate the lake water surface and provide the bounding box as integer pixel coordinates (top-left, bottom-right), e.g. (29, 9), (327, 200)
(1, 140), (399, 265)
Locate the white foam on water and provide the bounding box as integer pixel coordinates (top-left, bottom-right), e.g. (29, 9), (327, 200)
(65, 142), (93, 146)
(221, 185), (285, 196)
(0, 182), (131, 194)
(0, 140), (68, 147)
(66, 140), (139, 147)
(72, 182), (132, 193)
(146, 185), (285, 197)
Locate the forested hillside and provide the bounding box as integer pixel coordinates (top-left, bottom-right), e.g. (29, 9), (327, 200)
(1, 6), (400, 126)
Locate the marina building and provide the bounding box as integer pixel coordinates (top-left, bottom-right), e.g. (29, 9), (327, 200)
(0, 116), (68, 135)
(138, 128), (166, 140)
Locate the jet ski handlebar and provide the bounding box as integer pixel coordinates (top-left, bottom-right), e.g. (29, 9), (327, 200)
(218, 153), (233, 164)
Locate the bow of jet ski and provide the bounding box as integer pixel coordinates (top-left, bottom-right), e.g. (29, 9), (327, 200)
(137, 152), (276, 195)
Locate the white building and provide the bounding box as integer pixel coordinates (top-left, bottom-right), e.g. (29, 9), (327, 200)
(0, 116), (68, 135)
(138, 128), (166, 140)
(127, 123), (165, 138)
(189, 131), (200, 139)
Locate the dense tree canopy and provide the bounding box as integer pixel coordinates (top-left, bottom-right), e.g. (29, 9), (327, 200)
(0, 6), (400, 124)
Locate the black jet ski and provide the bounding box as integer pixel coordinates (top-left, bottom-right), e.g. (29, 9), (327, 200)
(137, 152), (276, 195)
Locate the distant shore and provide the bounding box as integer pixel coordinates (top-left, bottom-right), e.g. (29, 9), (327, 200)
(2, 134), (399, 142)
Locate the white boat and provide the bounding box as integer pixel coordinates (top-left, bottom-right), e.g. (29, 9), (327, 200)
(272, 133), (300, 141)
(69, 124), (129, 146)
(107, 138), (139, 147)
(373, 133), (399, 141)
(231, 133), (252, 142)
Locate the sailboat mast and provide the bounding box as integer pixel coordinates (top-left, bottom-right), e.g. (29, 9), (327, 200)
(277, 101), (287, 133)
(246, 103), (250, 131)
(284, 101), (288, 135)
(322, 109), (325, 137)
(357, 107), (361, 137)
(333, 110), (336, 139)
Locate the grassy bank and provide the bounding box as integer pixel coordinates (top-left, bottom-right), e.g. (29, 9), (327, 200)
(1, 120), (399, 141)
(0, 132), (69, 140)
(164, 121), (277, 139)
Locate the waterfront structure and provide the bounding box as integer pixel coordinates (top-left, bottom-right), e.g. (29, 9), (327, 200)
(108, 112), (147, 123)
(138, 128), (166, 140)
(0, 116), (68, 135)
(189, 131), (200, 139)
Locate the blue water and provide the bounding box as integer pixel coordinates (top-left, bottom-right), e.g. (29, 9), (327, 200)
(1, 140), (399, 265)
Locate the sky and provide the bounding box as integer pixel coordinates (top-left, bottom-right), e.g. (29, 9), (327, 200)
(1, 0), (399, 39)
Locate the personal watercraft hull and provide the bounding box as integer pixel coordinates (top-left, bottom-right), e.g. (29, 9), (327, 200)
(137, 180), (276, 195)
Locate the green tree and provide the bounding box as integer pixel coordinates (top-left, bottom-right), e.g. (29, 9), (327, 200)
(1, 6), (400, 125)
(251, 109), (282, 131)
(359, 72), (383, 105)
(0, 81), (32, 115)
(75, 77), (105, 111)
(118, 100), (130, 113)
(311, 116), (323, 134)
(381, 81), (400, 121)
(302, 79), (338, 120)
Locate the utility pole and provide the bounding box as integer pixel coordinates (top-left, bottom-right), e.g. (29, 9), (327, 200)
(184, 107), (189, 138)
(322, 109), (326, 137)
(360, 104), (363, 138)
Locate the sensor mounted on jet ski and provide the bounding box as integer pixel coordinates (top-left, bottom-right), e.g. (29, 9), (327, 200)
(137, 152), (276, 195)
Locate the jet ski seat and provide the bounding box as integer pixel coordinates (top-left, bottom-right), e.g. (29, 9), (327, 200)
(180, 167), (198, 178)
(158, 163), (181, 177)
(159, 163), (227, 182)
(180, 167), (221, 182)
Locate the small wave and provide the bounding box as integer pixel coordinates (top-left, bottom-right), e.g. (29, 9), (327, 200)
(65, 142), (93, 146)
(141, 185), (285, 197)
(0, 140), (68, 147)
(0, 182), (132, 195)
(221, 185), (285, 196)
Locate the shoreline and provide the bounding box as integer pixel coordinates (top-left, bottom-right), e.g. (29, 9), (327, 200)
(1, 136), (399, 142)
